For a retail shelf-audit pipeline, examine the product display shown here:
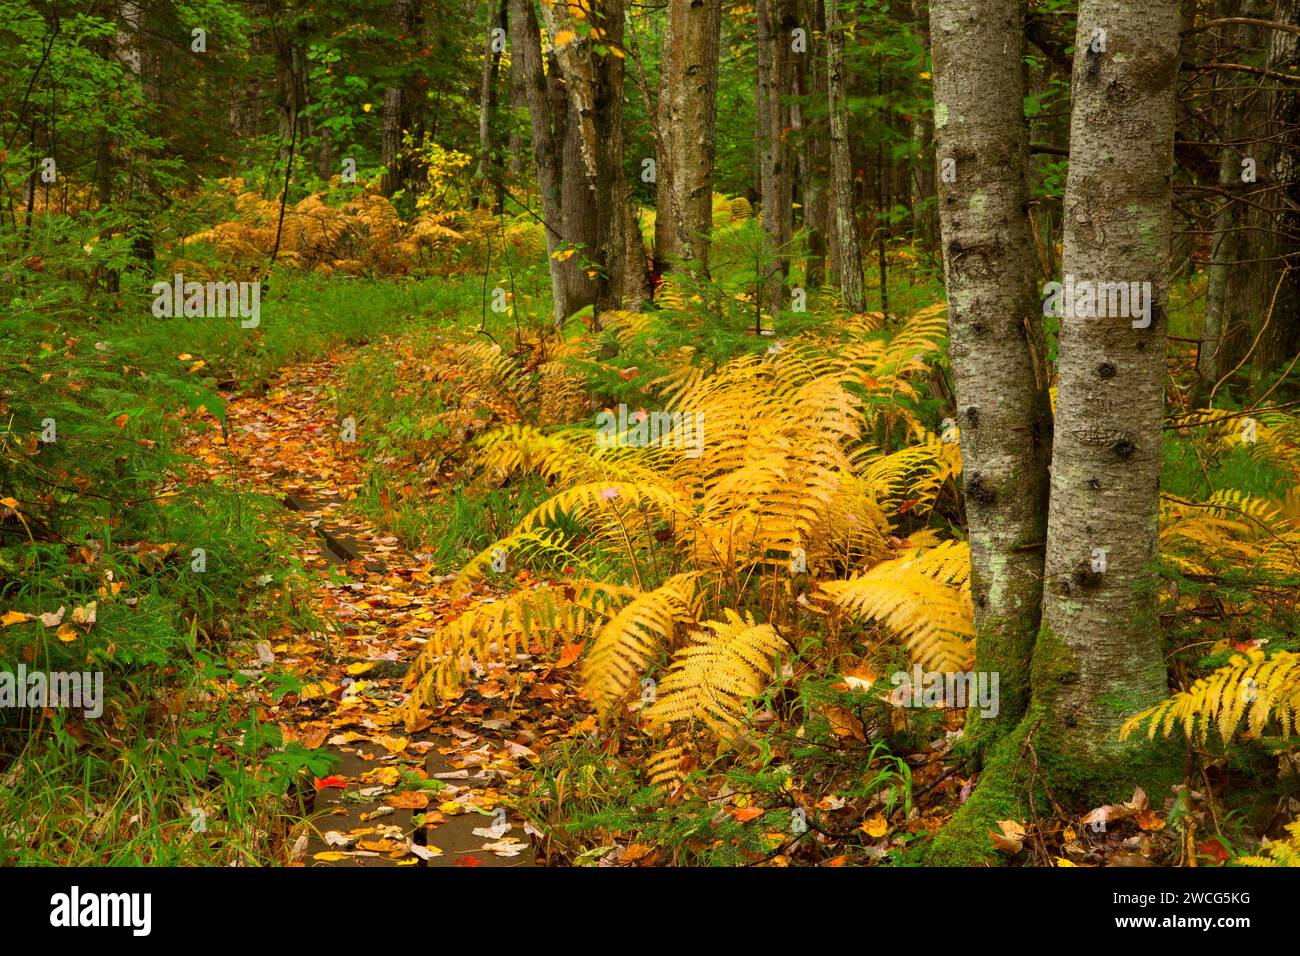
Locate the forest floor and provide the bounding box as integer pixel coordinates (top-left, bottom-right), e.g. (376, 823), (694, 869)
(183, 356), (592, 866)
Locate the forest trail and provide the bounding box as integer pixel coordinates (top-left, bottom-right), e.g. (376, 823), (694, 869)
(183, 357), (570, 867)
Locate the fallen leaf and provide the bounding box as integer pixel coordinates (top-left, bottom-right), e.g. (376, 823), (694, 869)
(991, 819), (1026, 854)
(385, 791), (430, 810)
(1135, 809), (1165, 832)
(861, 814), (889, 838)
(38, 607), (66, 628)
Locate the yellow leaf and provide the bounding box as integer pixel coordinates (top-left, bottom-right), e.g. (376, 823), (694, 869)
(553, 29), (576, 47)
(2, 610), (31, 626)
(861, 814), (889, 838)
(57, 623), (78, 643)
(0, 497), (19, 510)
(1055, 857), (1078, 867)
(313, 851), (348, 862)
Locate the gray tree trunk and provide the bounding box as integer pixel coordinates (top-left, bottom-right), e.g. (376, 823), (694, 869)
(803, 0), (829, 287)
(1197, 1), (1268, 399)
(929, 0), (1052, 746)
(1037, 0), (1181, 773)
(826, 0), (864, 311)
(381, 0), (419, 197)
(654, 0), (722, 275)
(757, 0), (795, 316)
(508, 0), (589, 322)
(1251, 0), (1300, 378)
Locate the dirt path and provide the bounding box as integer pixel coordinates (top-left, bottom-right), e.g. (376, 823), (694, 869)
(184, 357), (561, 867)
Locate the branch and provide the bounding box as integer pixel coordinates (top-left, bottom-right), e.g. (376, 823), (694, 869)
(1182, 61), (1300, 84)
(1181, 18), (1300, 39)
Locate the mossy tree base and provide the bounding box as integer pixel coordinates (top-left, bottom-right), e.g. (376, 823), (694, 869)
(925, 711), (1183, 866)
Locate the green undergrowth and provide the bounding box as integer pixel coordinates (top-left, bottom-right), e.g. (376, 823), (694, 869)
(1, 253), (478, 862)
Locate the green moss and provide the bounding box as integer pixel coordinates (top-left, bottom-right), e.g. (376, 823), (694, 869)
(926, 625), (1182, 865)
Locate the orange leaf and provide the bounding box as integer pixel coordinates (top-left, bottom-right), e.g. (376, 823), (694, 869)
(555, 641), (585, 669)
(385, 791), (430, 810)
(1135, 809), (1165, 832)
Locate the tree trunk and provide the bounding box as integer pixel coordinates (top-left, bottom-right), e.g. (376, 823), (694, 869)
(1251, 0), (1300, 380)
(381, 0), (419, 197)
(803, 0), (829, 288)
(541, 0), (632, 319)
(1197, 1), (1268, 399)
(1036, 0), (1181, 785)
(654, 0), (722, 275)
(928, 0), (1052, 753)
(826, 0), (864, 310)
(509, 0), (585, 323)
(475, 0), (507, 211)
(928, 0), (1182, 865)
(910, 0), (938, 255)
(757, 0), (796, 316)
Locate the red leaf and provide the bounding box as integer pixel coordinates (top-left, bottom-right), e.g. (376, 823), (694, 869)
(1197, 837), (1230, 864)
(313, 775), (348, 791)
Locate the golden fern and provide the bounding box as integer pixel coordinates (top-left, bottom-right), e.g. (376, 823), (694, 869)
(1237, 817), (1300, 867)
(401, 578), (634, 721)
(644, 610), (787, 742)
(818, 540), (975, 672)
(1120, 650), (1300, 744)
(398, 302), (969, 771)
(452, 527), (590, 594)
(583, 573), (700, 719)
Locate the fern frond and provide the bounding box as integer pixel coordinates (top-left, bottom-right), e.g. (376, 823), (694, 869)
(582, 573), (700, 719)
(1237, 817), (1300, 867)
(401, 578), (635, 720)
(818, 540), (974, 671)
(452, 527), (589, 594)
(644, 610), (786, 741)
(1120, 650), (1300, 744)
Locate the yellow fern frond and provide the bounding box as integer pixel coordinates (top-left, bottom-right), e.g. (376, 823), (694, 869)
(402, 579), (634, 721)
(1120, 650), (1300, 744)
(644, 610), (787, 741)
(818, 540), (974, 671)
(1237, 817), (1300, 867)
(582, 573), (700, 719)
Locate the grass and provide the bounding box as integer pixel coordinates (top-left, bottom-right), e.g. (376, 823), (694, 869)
(0, 249), (487, 862)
